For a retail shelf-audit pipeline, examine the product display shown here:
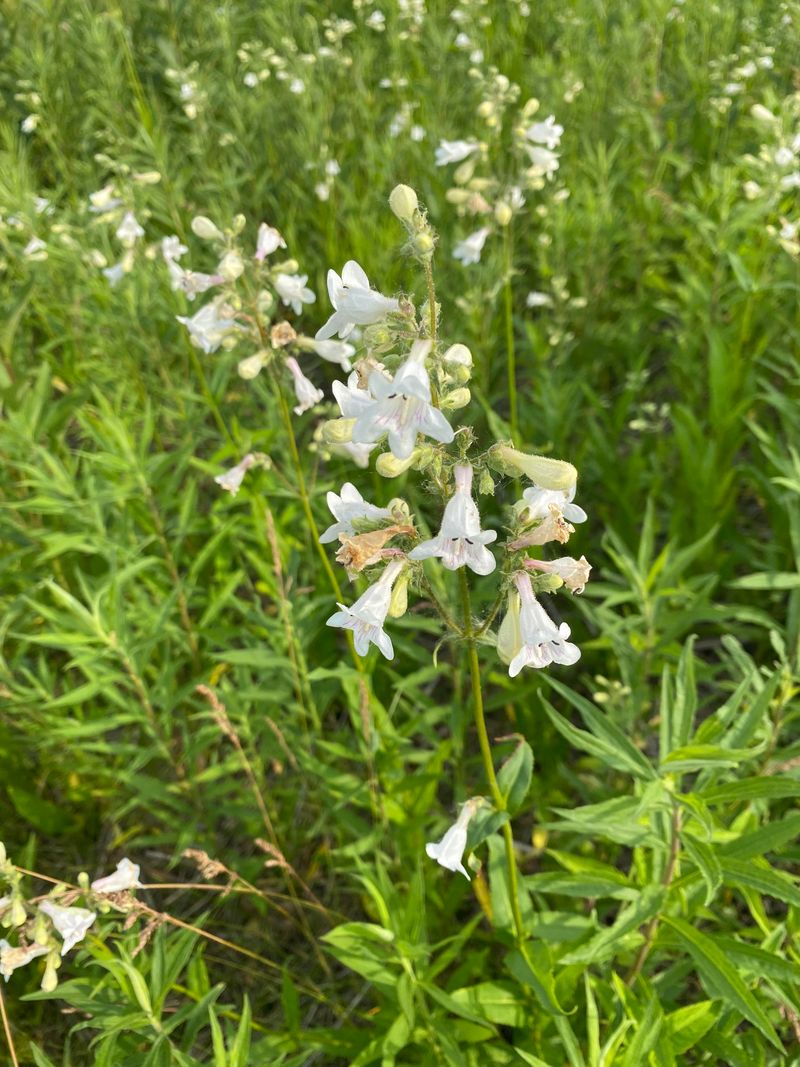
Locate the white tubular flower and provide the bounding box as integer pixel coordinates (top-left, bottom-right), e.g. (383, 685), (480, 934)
(91, 858), (142, 894)
(453, 227), (491, 266)
(434, 138), (480, 166)
(275, 273), (316, 315)
(524, 115), (564, 150)
(339, 441), (375, 468)
(0, 939), (48, 981)
(525, 145), (560, 177)
(320, 483), (393, 544)
(116, 211), (145, 247)
(332, 371), (374, 418)
(326, 559), (405, 659)
(161, 235), (188, 261)
(316, 260), (400, 341)
(255, 222), (286, 260)
(526, 556), (592, 594)
(351, 340), (455, 460)
(38, 901), (96, 956)
(305, 338), (356, 371)
(425, 798), (481, 880)
(285, 356), (323, 415)
(214, 453), (256, 496)
(23, 236), (48, 260)
(523, 484), (587, 524)
(89, 184), (123, 213)
(506, 572), (580, 677)
(177, 299), (240, 353)
(409, 464), (497, 574)
(169, 265), (224, 300)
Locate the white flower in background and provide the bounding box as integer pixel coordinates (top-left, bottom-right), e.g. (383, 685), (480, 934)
(366, 9), (386, 29)
(103, 260), (126, 286)
(170, 267), (224, 300)
(89, 184), (123, 214)
(91, 858), (142, 894)
(161, 235), (188, 261)
(425, 798), (481, 879)
(435, 138), (480, 166)
(338, 441), (375, 468)
(21, 114), (40, 134)
(410, 124), (426, 142)
(326, 558), (405, 658)
(409, 464), (497, 574)
(38, 901), (96, 956)
(526, 291), (553, 308)
(351, 340), (455, 460)
(177, 299), (240, 353)
(525, 555), (592, 594)
(523, 483), (587, 524)
(285, 356), (323, 415)
(316, 260), (400, 340)
(214, 453), (256, 496)
(526, 145), (560, 177)
(320, 483), (393, 544)
(781, 172), (800, 191)
(773, 146), (795, 167)
(524, 114), (564, 150)
(217, 250), (245, 281)
(243, 72), (259, 88)
(503, 572), (580, 677)
(275, 273), (316, 315)
(289, 78), (305, 95)
(23, 236), (48, 260)
(116, 211), (145, 247)
(0, 939), (48, 980)
(33, 196), (52, 215)
(305, 337), (356, 371)
(255, 222), (286, 260)
(315, 182), (331, 202)
(453, 226), (491, 266)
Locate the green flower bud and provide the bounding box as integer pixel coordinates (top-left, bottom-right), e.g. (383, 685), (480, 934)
(191, 216), (223, 240)
(389, 184), (419, 223)
(478, 469), (495, 495)
(440, 387), (471, 410)
(412, 232), (435, 256)
(238, 351), (268, 380)
(376, 450), (419, 477)
(388, 570), (409, 618)
(231, 213), (247, 235)
(487, 444), (577, 489)
(10, 899), (26, 927)
(321, 418), (356, 444)
(495, 201), (513, 227)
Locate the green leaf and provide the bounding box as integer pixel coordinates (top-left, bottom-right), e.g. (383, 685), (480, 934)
(663, 916), (783, 1050)
(729, 572), (800, 590)
(682, 835), (722, 906)
(664, 1001), (719, 1056)
(701, 776), (800, 804)
(660, 744), (761, 773)
(621, 993), (663, 1066)
(542, 698), (655, 783)
(497, 735), (534, 815)
(505, 943), (567, 1017)
(561, 885), (666, 965)
(720, 856), (800, 908)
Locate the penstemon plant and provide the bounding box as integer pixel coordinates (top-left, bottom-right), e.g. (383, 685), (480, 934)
(311, 184), (591, 936)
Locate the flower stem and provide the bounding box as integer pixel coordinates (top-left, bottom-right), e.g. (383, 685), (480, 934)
(458, 569), (526, 944)
(0, 984), (20, 1067)
(503, 226), (518, 442)
(625, 802), (682, 985)
(423, 257), (437, 343)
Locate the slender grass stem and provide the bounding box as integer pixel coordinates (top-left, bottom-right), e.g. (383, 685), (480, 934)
(458, 570), (526, 945)
(625, 803), (682, 985)
(503, 226), (518, 442)
(0, 984), (19, 1067)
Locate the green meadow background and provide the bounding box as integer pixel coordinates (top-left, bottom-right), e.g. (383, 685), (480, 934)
(1, 0), (799, 1063)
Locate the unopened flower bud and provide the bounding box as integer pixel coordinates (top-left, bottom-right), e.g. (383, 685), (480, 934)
(376, 450), (419, 477)
(238, 351), (268, 379)
(530, 573), (564, 594)
(750, 103), (776, 124)
(388, 498), (411, 522)
(444, 343), (473, 368)
(488, 444), (577, 490)
(454, 159), (477, 185)
(440, 387), (471, 410)
(132, 170), (161, 184)
(218, 249), (244, 281)
(522, 97), (541, 118)
(10, 899), (26, 927)
(321, 418), (356, 444)
(478, 469), (495, 495)
(388, 570), (409, 618)
(40, 952), (59, 993)
(389, 184), (419, 223)
(495, 201), (513, 226)
(477, 100), (494, 119)
(191, 216), (223, 240)
(231, 213), (247, 235)
(412, 232), (435, 256)
(446, 188), (472, 205)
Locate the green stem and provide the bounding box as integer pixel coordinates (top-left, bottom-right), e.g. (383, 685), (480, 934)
(423, 258), (437, 343)
(459, 570), (526, 945)
(184, 339), (233, 446)
(503, 226), (518, 442)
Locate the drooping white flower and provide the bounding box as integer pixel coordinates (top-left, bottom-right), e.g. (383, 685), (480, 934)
(89, 184), (123, 214)
(435, 138), (480, 166)
(91, 858), (142, 894)
(161, 235), (188, 261)
(409, 464), (496, 574)
(285, 356), (323, 415)
(255, 222), (286, 261)
(425, 798), (481, 879)
(23, 236), (48, 260)
(525, 555), (592, 594)
(320, 483), (393, 544)
(102, 260), (126, 286)
(177, 299), (240, 353)
(174, 268), (224, 300)
(524, 115), (564, 150)
(505, 572), (580, 677)
(523, 483), (587, 524)
(275, 273), (316, 315)
(453, 227), (491, 266)
(21, 114), (40, 134)
(350, 340), (455, 460)
(116, 211), (145, 247)
(38, 901), (96, 956)
(0, 939), (48, 981)
(525, 145), (560, 177)
(305, 338), (356, 371)
(214, 453), (256, 496)
(526, 291), (553, 308)
(326, 559), (405, 658)
(316, 260), (400, 341)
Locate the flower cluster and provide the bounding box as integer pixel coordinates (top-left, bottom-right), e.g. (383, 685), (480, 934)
(317, 186), (592, 684)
